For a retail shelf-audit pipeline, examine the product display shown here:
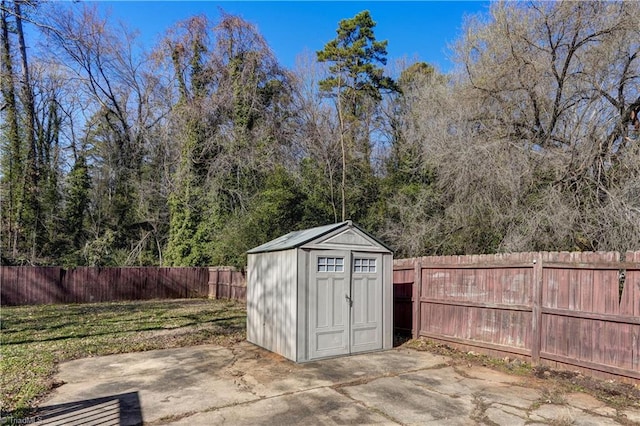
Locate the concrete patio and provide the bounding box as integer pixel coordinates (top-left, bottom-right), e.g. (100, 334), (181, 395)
(30, 342), (640, 425)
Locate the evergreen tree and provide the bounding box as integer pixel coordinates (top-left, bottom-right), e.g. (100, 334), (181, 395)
(63, 155), (91, 248)
(317, 10), (397, 222)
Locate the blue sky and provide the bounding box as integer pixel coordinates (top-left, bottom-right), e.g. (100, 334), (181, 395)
(80, 1), (491, 72)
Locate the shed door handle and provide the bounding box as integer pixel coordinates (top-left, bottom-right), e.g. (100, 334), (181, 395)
(345, 294), (353, 307)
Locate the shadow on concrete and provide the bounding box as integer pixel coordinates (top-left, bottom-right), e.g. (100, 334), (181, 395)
(30, 391), (142, 426)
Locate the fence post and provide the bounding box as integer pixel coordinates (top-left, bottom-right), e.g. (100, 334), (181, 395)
(412, 259), (422, 339)
(208, 268), (218, 299)
(531, 255), (543, 365)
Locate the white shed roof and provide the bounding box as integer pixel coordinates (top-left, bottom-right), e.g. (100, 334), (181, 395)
(247, 221), (392, 254)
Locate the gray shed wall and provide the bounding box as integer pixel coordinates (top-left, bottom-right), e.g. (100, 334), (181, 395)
(247, 249), (298, 361)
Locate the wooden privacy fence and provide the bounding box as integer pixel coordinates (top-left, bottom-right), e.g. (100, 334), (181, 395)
(1, 266), (246, 305)
(208, 267), (247, 301)
(394, 251), (640, 383)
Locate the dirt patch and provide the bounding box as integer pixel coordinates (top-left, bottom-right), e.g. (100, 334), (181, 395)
(142, 324), (245, 347)
(404, 338), (640, 411)
(532, 365), (640, 410)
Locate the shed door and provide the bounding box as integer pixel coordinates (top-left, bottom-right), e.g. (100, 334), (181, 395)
(350, 252), (383, 353)
(309, 250), (350, 359)
(309, 251), (384, 360)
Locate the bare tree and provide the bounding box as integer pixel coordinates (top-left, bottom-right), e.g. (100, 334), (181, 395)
(290, 51), (342, 223)
(42, 4), (167, 264)
(387, 1), (640, 255)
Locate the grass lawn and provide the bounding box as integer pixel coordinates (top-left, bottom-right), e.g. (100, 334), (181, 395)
(0, 298), (246, 416)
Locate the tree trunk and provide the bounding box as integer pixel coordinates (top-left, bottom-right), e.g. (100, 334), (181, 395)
(337, 74), (347, 222)
(13, 0), (40, 262)
(0, 1), (21, 257)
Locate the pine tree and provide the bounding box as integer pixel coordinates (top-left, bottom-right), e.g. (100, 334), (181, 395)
(317, 10), (397, 221)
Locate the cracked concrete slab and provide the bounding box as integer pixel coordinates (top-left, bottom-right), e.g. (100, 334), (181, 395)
(221, 343), (450, 399)
(341, 375), (476, 425)
(491, 403), (529, 418)
(399, 366), (540, 410)
(398, 366), (468, 395)
(168, 387), (395, 426)
(565, 392), (619, 418)
(623, 409), (640, 423)
(36, 346), (258, 425)
(457, 365), (524, 385)
(484, 406), (528, 425)
(530, 403), (621, 426)
(473, 385), (541, 409)
(566, 392), (608, 411)
(570, 412), (621, 426)
(32, 342), (634, 426)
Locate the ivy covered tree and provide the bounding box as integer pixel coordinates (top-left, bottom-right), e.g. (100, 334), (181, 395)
(163, 13), (295, 266)
(0, 0), (22, 260)
(1, 0), (67, 263)
(163, 15), (214, 266)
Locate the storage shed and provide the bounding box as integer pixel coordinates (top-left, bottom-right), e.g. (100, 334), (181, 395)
(247, 221), (393, 362)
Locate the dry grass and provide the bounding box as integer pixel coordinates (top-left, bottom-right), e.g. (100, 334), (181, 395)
(0, 298), (246, 416)
(403, 337), (640, 411)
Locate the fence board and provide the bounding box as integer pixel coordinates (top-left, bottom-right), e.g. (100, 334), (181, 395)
(627, 252), (640, 316)
(0, 266), (241, 305)
(207, 267), (246, 302)
(394, 251), (640, 384)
